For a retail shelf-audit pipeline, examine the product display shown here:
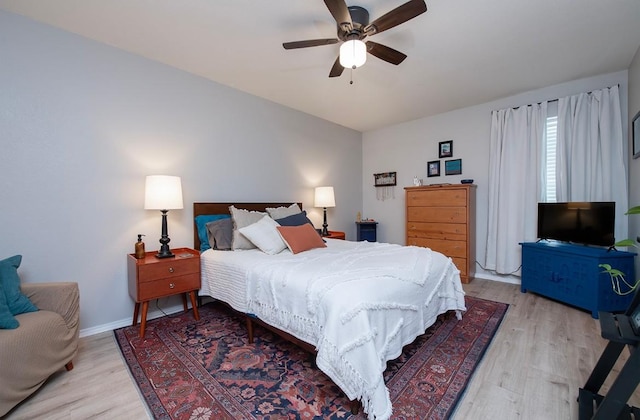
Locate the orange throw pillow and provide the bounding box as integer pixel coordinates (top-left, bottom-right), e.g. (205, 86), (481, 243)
(277, 224), (327, 254)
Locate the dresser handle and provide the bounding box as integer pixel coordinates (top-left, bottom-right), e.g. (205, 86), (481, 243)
(168, 267), (174, 273)
(169, 283), (175, 289)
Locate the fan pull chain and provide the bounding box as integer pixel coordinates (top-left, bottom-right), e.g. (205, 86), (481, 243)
(349, 67), (354, 85)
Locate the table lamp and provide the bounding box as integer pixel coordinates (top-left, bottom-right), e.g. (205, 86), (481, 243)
(144, 175), (183, 258)
(314, 186), (335, 236)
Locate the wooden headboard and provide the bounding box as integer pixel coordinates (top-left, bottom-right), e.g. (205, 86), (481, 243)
(193, 202), (302, 250)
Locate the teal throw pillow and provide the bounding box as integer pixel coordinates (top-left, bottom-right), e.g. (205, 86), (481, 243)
(0, 281), (19, 329)
(0, 255), (38, 316)
(195, 214), (231, 251)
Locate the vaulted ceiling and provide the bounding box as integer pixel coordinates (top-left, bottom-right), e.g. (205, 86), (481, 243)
(1, 0), (639, 132)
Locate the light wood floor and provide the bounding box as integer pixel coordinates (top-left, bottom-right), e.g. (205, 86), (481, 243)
(5, 279), (639, 419)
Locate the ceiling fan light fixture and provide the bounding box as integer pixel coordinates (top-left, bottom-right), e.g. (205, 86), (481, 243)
(339, 39), (367, 69)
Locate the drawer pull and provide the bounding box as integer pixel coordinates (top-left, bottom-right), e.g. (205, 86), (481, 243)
(168, 267), (174, 273)
(169, 283), (175, 289)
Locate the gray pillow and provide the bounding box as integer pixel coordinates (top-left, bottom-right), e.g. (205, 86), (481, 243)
(266, 203), (302, 220)
(229, 206), (267, 250)
(206, 218), (233, 250)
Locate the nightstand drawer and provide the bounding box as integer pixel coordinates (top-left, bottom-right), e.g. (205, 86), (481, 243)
(138, 273), (200, 301)
(138, 257), (199, 283)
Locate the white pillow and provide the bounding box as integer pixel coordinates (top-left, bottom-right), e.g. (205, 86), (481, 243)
(266, 203), (302, 220)
(238, 215), (287, 255)
(229, 206), (266, 250)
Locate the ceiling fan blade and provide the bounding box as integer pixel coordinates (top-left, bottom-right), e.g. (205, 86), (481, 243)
(283, 39), (339, 49)
(364, 0), (427, 35)
(329, 56), (344, 78)
(324, 0), (352, 31)
(367, 41), (407, 65)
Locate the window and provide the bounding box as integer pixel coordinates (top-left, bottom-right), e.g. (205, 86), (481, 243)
(544, 115), (558, 202)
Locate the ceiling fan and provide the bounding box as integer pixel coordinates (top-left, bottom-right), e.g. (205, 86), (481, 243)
(283, 0), (427, 78)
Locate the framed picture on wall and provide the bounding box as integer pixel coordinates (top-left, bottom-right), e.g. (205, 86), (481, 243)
(439, 140), (453, 158)
(427, 160), (440, 177)
(445, 159), (462, 175)
(633, 110), (640, 159)
(374, 172), (397, 187)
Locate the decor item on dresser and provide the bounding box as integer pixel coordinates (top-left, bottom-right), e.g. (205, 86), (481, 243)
(439, 140), (453, 158)
(144, 175), (184, 258)
(445, 158), (462, 175)
(406, 184), (477, 283)
(314, 186), (335, 236)
(0, 254), (80, 417)
(193, 202), (466, 420)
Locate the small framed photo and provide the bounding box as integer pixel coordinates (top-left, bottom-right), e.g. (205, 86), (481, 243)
(633, 110), (640, 159)
(374, 171), (397, 187)
(445, 159), (462, 175)
(439, 140), (453, 158)
(427, 160), (440, 177)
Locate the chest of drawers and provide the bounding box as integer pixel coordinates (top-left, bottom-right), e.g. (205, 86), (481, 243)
(405, 184), (476, 283)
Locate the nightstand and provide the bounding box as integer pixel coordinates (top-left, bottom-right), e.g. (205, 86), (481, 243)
(325, 231), (346, 240)
(356, 221), (378, 242)
(127, 247), (201, 338)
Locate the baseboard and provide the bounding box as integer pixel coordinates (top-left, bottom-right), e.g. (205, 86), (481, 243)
(79, 302), (186, 338)
(474, 272), (521, 285)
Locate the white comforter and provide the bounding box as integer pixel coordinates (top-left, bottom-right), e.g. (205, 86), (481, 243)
(236, 239), (466, 420)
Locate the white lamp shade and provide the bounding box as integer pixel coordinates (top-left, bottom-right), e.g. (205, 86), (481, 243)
(339, 39), (367, 69)
(144, 175), (184, 210)
(314, 186), (336, 208)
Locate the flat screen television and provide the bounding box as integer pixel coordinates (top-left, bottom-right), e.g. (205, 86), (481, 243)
(537, 201), (615, 247)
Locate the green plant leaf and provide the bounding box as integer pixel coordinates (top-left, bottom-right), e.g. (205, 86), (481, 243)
(615, 239), (637, 247)
(625, 206), (640, 215)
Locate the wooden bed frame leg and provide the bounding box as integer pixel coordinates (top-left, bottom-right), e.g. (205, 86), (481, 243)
(245, 316), (254, 343)
(350, 400), (360, 414)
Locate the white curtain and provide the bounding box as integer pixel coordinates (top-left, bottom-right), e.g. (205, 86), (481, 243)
(556, 85), (628, 243)
(485, 103), (547, 274)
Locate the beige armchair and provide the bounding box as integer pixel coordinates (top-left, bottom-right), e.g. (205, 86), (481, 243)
(0, 282), (80, 417)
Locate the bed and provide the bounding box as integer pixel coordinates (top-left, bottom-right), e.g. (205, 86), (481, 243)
(193, 202), (467, 420)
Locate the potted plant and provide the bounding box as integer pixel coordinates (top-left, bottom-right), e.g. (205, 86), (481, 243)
(599, 206), (640, 295)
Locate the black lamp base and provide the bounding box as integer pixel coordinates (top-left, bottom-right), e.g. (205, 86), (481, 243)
(155, 248), (175, 259)
(321, 207), (329, 236)
(155, 210), (175, 259)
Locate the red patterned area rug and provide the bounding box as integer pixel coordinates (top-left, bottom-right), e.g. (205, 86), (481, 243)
(114, 296), (507, 420)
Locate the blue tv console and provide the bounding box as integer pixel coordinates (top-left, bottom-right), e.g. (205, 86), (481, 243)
(520, 241), (636, 318)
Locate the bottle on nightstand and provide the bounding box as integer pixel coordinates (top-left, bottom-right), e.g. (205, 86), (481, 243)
(134, 234), (146, 259)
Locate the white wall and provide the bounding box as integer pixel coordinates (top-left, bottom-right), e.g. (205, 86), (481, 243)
(0, 11), (362, 334)
(363, 71), (629, 283)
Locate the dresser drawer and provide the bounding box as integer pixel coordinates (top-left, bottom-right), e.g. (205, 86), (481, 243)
(137, 257), (199, 283)
(407, 206), (467, 223)
(408, 237), (467, 258)
(407, 222), (467, 241)
(407, 189), (467, 207)
(451, 257), (467, 277)
(137, 273), (200, 301)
